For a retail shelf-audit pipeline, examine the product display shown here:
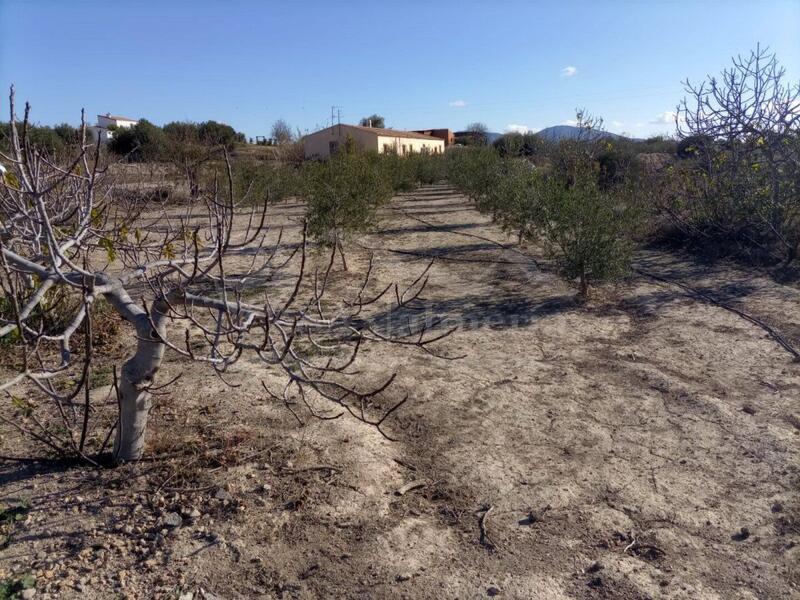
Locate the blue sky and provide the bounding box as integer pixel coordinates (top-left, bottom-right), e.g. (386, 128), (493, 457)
(1, 1), (798, 138)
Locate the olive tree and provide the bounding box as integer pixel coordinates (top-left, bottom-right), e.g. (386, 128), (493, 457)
(0, 90), (451, 463)
(446, 147), (503, 206)
(300, 153), (393, 269)
(447, 113), (639, 299)
(482, 159), (542, 244)
(537, 158), (638, 299)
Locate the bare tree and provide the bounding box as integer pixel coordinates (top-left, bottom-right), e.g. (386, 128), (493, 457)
(270, 119), (293, 144)
(465, 122), (489, 146)
(677, 45), (800, 263)
(0, 89), (454, 463)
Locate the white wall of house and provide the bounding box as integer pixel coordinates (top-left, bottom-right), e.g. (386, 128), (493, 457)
(376, 135), (444, 156)
(91, 114), (138, 144)
(303, 124), (444, 159)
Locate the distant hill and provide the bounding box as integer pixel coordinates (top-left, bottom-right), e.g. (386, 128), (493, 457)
(533, 125), (629, 142)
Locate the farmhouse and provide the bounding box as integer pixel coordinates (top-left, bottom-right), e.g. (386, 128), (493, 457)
(303, 124), (444, 159)
(89, 113), (139, 144)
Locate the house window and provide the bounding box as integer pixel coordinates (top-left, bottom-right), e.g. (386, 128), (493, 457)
(329, 141), (339, 155)
(383, 144), (391, 153)
(402, 144), (407, 155)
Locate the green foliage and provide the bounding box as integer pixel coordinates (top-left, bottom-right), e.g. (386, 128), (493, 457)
(653, 138), (800, 262)
(90, 365), (114, 389)
(446, 147), (503, 205)
(163, 121), (200, 144)
(0, 498), (31, 557)
(343, 134), (358, 155)
(300, 152), (393, 242)
(675, 134), (714, 160)
(447, 133), (639, 296)
(231, 159), (298, 205)
(411, 153), (445, 185)
(0, 573), (35, 599)
(381, 152), (418, 192)
(596, 140), (634, 190)
(162, 121), (222, 196)
(10, 396), (33, 417)
(53, 123), (81, 146)
(359, 114), (385, 128)
(638, 135), (678, 154)
(482, 159), (543, 242)
(538, 157), (639, 297)
(494, 132), (550, 158)
(107, 118), (167, 161)
(98, 237), (116, 262)
(198, 120), (239, 149)
(0, 122), (78, 157)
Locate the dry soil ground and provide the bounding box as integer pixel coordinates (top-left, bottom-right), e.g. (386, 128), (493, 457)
(1, 185), (799, 599)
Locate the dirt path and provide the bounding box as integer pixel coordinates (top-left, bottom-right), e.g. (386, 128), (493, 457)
(1, 186), (798, 599)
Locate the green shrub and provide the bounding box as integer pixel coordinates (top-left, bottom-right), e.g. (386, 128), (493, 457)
(300, 152), (393, 245)
(538, 166), (638, 298)
(482, 159), (543, 243)
(446, 147), (503, 206)
(231, 160), (298, 205)
(494, 132), (550, 158)
(108, 118), (166, 162)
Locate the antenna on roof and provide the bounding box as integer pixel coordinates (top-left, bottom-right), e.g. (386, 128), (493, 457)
(330, 106), (342, 135)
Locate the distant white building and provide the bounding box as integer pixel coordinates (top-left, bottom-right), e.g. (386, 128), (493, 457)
(303, 124), (445, 159)
(89, 113), (139, 144)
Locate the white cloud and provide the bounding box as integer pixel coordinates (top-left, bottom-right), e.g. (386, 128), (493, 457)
(449, 99), (467, 108)
(506, 124), (530, 134)
(560, 66), (578, 78)
(562, 119), (578, 126)
(650, 110), (685, 125)
(611, 120), (624, 127)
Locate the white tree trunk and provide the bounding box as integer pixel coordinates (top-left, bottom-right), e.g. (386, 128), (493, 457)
(114, 362), (154, 462)
(112, 303), (169, 462)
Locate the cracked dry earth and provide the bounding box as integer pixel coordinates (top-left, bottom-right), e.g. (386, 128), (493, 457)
(1, 185), (799, 599)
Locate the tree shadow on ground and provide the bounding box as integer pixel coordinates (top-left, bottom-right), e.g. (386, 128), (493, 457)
(362, 292), (577, 337)
(634, 252), (775, 302)
(376, 222), (487, 236)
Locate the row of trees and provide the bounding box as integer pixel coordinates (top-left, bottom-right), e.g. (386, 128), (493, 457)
(448, 113), (640, 298)
(108, 119), (245, 196)
(230, 149), (445, 267)
(0, 121), (86, 157)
